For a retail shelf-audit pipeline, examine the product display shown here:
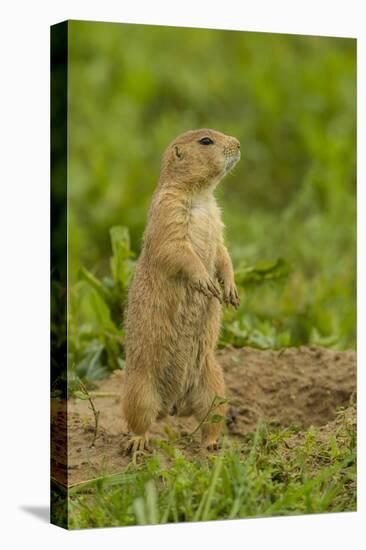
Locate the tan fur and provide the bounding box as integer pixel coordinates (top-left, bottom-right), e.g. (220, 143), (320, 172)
(123, 128), (241, 450)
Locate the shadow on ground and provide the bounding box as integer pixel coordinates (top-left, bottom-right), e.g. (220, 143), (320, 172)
(20, 505), (50, 523)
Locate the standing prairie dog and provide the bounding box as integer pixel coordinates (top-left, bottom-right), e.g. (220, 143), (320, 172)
(123, 128), (241, 453)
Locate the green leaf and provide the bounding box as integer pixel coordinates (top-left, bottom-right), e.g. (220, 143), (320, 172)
(73, 390), (89, 400)
(109, 226), (135, 289)
(145, 480), (159, 524)
(254, 259), (281, 272)
(132, 497), (147, 525)
(78, 266), (113, 304)
(75, 340), (109, 381)
(214, 396), (229, 405)
(210, 414), (225, 423)
(117, 357), (126, 369)
(88, 290), (115, 330)
(235, 257), (291, 286)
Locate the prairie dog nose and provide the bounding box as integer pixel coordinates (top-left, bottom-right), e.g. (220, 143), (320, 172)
(224, 136), (241, 155)
(232, 137), (240, 150)
(226, 135), (240, 148)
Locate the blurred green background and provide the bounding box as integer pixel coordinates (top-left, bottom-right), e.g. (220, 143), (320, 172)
(67, 21), (356, 381)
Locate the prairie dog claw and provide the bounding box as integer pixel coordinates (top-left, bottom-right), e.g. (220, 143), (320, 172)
(223, 283), (240, 309)
(126, 435), (151, 461)
(192, 276), (222, 303)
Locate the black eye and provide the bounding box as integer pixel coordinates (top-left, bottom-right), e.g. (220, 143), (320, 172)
(198, 137), (214, 145)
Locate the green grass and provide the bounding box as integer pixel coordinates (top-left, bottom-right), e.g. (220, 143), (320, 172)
(65, 408), (356, 529)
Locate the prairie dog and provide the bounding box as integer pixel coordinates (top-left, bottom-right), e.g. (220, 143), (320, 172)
(123, 128), (241, 452)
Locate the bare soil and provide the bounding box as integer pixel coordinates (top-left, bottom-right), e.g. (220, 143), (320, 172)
(51, 346), (356, 486)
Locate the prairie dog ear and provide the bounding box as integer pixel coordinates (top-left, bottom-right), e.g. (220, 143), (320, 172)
(174, 145), (184, 160)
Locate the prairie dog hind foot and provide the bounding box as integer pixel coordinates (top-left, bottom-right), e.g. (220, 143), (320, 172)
(125, 434), (151, 461)
(205, 440), (220, 452)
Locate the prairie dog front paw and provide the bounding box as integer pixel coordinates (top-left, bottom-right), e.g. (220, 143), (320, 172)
(223, 281), (240, 309)
(191, 274), (222, 303)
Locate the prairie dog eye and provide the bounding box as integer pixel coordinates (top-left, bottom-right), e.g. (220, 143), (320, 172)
(198, 137), (214, 145)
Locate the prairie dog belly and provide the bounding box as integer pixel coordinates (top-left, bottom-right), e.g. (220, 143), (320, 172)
(189, 193), (223, 274)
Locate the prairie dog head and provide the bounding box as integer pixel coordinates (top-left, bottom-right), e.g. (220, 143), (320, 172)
(160, 128), (241, 191)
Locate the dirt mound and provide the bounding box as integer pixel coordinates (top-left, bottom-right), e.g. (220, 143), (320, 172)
(51, 346), (356, 486)
(219, 346), (356, 433)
